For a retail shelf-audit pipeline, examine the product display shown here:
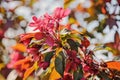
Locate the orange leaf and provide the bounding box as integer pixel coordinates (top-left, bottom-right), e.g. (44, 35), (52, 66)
(12, 43), (26, 52)
(71, 30), (81, 34)
(21, 63), (30, 70)
(20, 33), (35, 41)
(106, 61), (120, 71)
(23, 62), (38, 80)
(101, 6), (106, 14)
(23, 66), (35, 80)
(14, 57), (31, 69)
(76, 4), (86, 12)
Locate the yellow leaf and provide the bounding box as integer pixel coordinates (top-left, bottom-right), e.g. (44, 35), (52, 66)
(0, 74), (5, 80)
(56, 48), (62, 56)
(64, 0), (74, 8)
(49, 68), (61, 80)
(42, 53), (61, 80)
(69, 17), (76, 24)
(71, 30), (81, 34)
(0, 63), (5, 70)
(26, 76), (34, 80)
(12, 43), (26, 52)
(45, 57), (55, 75)
(49, 50), (62, 80)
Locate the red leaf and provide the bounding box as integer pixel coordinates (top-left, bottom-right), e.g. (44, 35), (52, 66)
(29, 22), (36, 27)
(105, 0), (111, 2)
(105, 31), (120, 55)
(32, 16), (37, 21)
(45, 36), (54, 47)
(118, 0), (120, 5)
(63, 72), (73, 80)
(81, 37), (90, 48)
(34, 32), (44, 40)
(65, 61), (71, 72)
(106, 16), (118, 29)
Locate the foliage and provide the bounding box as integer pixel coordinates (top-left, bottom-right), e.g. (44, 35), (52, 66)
(7, 7), (120, 80)
(0, 0), (120, 80)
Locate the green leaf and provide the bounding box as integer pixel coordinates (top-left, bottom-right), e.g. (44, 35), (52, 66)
(67, 39), (79, 51)
(60, 33), (70, 41)
(85, 31), (95, 38)
(74, 65), (83, 80)
(55, 51), (65, 77)
(84, 16), (98, 23)
(98, 71), (112, 80)
(44, 51), (54, 62)
(95, 19), (106, 32)
(40, 71), (51, 80)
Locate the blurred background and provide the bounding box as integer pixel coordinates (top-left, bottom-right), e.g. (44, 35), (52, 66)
(0, 0), (120, 80)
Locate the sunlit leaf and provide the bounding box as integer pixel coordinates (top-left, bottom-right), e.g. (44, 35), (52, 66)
(101, 6), (107, 14)
(76, 4), (86, 12)
(106, 61), (120, 71)
(0, 7), (5, 14)
(14, 57), (31, 70)
(49, 68), (61, 80)
(64, 0), (74, 8)
(0, 74), (5, 80)
(40, 72), (51, 80)
(42, 54), (61, 80)
(26, 76), (34, 80)
(56, 48), (62, 56)
(20, 33), (35, 41)
(12, 43), (26, 52)
(0, 63), (5, 70)
(40, 61), (54, 80)
(68, 11), (80, 26)
(23, 62), (38, 80)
